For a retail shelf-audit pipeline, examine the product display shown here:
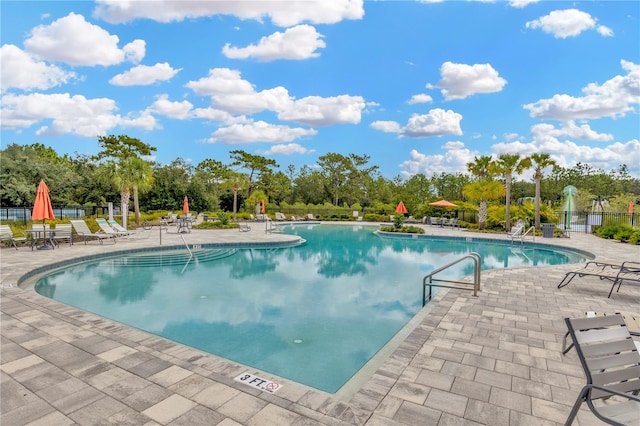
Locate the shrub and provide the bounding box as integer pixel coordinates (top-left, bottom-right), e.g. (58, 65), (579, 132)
(628, 230), (640, 245)
(393, 214), (404, 229)
(613, 227), (634, 243)
(218, 212), (229, 225)
(193, 221), (239, 230)
(364, 213), (387, 222)
(379, 225), (425, 234)
(594, 224), (626, 239)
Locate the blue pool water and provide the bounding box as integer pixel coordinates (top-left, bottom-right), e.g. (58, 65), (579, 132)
(34, 225), (587, 393)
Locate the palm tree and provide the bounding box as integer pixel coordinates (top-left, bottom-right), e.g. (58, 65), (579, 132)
(466, 156), (496, 229)
(128, 158), (154, 225)
(494, 154), (531, 231)
(462, 180), (505, 230)
(222, 172), (250, 221)
(110, 157), (153, 228)
(466, 155), (493, 180)
(530, 153), (557, 230)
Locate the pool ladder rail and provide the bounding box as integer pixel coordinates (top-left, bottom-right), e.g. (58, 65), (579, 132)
(422, 252), (481, 306)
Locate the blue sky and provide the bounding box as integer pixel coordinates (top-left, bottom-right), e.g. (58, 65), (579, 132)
(2, 0), (639, 180)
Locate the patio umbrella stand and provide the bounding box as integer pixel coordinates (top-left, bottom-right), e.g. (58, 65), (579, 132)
(32, 180), (55, 250)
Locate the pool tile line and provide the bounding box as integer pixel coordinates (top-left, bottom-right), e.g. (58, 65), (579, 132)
(2, 225), (640, 425)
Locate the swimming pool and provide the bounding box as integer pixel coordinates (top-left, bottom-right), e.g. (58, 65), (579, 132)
(33, 225), (587, 393)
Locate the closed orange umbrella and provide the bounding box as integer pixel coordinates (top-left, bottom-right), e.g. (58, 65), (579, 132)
(261, 199), (265, 214)
(395, 201), (408, 214)
(183, 196), (189, 214)
(32, 180), (55, 227)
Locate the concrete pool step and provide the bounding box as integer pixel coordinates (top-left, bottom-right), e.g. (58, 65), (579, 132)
(100, 248), (239, 267)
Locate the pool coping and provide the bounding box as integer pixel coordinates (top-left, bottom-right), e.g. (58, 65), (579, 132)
(2, 223), (639, 425)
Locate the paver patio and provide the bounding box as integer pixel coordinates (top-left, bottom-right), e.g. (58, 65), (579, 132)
(1, 223), (639, 425)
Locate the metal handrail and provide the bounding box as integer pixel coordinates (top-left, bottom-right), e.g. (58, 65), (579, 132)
(179, 233), (193, 274)
(522, 226), (535, 241)
(508, 226), (535, 244)
(422, 252), (481, 306)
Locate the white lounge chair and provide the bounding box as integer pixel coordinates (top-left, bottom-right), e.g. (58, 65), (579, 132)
(52, 224), (73, 247)
(307, 213), (317, 221)
(107, 219), (136, 236)
(70, 220), (116, 244)
(0, 224), (27, 249)
(275, 212), (286, 221)
(96, 218), (128, 237)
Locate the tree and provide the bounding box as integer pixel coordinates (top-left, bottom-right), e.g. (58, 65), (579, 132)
(317, 153), (377, 206)
(221, 172), (250, 220)
(95, 135), (156, 225)
(466, 155), (494, 180)
(105, 157), (153, 226)
(462, 180), (506, 230)
(293, 166), (326, 205)
(466, 156), (498, 229)
(258, 170), (292, 205)
(430, 172), (471, 202)
(494, 154), (531, 231)
(0, 143), (82, 206)
(317, 153), (352, 206)
(530, 153), (557, 230)
(194, 158), (232, 211)
(229, 150), (278, 197)
(141, 159), (191, 211)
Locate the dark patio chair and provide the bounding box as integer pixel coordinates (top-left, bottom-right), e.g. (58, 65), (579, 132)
(563, 314), (640, 425)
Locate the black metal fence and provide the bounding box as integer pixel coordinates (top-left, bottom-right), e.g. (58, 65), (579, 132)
(453, 210), (638, 234)
(2, 206), (637, 234)
(554, 211), (638, 234)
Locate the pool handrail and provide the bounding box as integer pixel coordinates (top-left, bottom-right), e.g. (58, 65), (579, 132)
(422, 252), (481, 306)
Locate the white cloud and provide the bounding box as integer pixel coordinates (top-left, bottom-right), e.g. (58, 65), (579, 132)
(509, 0), (539, 8)
(407, 94), (433, 105)
(263, 143), (314, 155)
(398, 144), (477, 178)
(24, 13), (145, 66)
(186, 68), (291, 115)
(93, 0), (364, 27)
(186, 68), (255, 96)
(222, 25), (326, 62)
(370, 120), (401, 133)
(192, 107), (234, 122)
(530, 121), (613, 142)
(206, 120), (317, 144)
(110, 63), (181, 86)
(401, 109), (463, 137)
(0, 44), (76, 92)
(523, 60), (640, 120)
(597, 25), (614, 37)
(525, 9), (604, 39)
(278, 95), (366, 126)
(431, 61), (507, 100)
(185, 68), (366, 125)
(147, 94), (193, 119)
(371, 109), (463, 138)
(1, 92), (158, 136)
(492, 136), (640, 177)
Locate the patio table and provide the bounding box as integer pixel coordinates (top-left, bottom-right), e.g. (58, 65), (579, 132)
(26, 229), (56, 250)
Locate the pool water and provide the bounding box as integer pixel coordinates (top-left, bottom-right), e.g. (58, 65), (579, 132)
(34, 225), (586, 393)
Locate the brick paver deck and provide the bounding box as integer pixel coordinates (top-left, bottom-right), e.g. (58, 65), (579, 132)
(1, 223), (639, 425)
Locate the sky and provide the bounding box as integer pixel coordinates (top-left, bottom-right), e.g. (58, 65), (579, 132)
(1, 0), (639, 181)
